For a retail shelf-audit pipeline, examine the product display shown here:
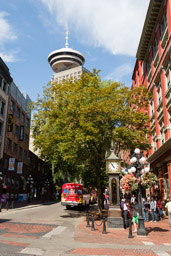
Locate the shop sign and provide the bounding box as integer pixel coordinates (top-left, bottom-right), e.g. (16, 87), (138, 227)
(8, 114), (13, 132)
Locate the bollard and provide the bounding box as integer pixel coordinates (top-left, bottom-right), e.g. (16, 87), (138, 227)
(86, 212), (90, 227)
(102, 217), (107, 234)
(128, 219), (133, 238)
(91, 215), (95, 231)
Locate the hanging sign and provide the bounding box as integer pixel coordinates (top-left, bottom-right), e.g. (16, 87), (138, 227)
(8, 158), (15, 171)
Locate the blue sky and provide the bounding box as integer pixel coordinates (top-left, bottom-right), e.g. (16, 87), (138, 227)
(0, 0), (149, 102)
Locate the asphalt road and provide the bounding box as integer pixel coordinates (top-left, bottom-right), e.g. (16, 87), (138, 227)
(0, 201), (85, 256)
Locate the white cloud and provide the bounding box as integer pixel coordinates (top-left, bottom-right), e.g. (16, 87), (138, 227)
(39, 0), (149, 56)
(0, 52), (18, 63)
(0, 12), (17, 45)
(0, 11), (18, 62)
(105, 63), (133, 82)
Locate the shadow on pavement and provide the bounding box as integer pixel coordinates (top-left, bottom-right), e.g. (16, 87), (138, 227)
(146, 227), (170, 234)
(0, 219), (12, 223)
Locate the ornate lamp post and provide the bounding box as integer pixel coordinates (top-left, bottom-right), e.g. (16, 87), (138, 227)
(27, 174), (34, 203)
(129, 148), (150, 236)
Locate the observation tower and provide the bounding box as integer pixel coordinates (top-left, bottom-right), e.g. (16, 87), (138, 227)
(48, 31), (85, 77)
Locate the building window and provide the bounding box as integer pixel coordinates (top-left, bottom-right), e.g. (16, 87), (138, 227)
(19, 147), (23, 157)
(3, 81), (7, 93)
(147, 56), (151, 74)
(25, 134), (28, 144)
(0, 76), (2, 87)
(10, 100), (15, 112)
(153, 138), (156, 152)
(26, 118), (29, 128)
(153, 38), (158, 57)
(16, 107), (20, 118)
(24, 150), (27, 160)
(150, 101), (154, 116)
(13, 143), (17, 155)
(0, 122), (3, 137)
(7, 139), (12, 152)
(0, 101), (5, 116)
(157, 84), (162, 104)
(15, 125), (19, 136)
(165, 69), (171, 90)
(21, 113), (25, 123)
(161, 130), (165, 145)
(160, 12), (167, 36)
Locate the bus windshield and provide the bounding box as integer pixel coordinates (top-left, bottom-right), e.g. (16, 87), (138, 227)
(63, 188), (82, 195)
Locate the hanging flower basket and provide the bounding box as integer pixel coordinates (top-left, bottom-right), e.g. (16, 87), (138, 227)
(120, 174), (138, 192)
(141, 172), (158, 188)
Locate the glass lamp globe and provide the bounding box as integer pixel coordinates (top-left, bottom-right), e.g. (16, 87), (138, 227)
(134, 148), (140, 154)
(130, 157), (137, 163)
(139, 157), (146, 165)
(131, 166), (136, 173)
(144, 166), (150, 173)
(128, 169), (132, 174)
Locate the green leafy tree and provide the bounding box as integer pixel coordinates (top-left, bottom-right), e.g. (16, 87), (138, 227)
(31, 70), (152, 215)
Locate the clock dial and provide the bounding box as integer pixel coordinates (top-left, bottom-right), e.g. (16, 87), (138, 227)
(108, 162), (119, 172)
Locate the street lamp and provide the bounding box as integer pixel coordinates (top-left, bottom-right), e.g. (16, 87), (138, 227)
(129, 148), (150, 236)
(27, 174), (34, 203)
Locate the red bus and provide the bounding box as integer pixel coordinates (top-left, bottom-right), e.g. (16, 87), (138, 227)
(61, 183), (90, 209)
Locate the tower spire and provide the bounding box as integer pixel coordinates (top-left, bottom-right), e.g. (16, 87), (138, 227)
(65, 29), (69, 48)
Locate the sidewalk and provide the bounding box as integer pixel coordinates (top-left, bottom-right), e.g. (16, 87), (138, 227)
(0, 199), (58, 212)
(70, 205), (171, 256)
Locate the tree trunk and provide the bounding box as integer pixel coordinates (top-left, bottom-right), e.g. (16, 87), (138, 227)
(97, 174), (103, 218)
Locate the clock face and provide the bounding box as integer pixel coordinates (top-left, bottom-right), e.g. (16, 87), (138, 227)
(108, 162), (119, 172)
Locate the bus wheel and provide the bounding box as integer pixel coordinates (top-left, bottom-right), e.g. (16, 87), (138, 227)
(66, 205), (71, 210)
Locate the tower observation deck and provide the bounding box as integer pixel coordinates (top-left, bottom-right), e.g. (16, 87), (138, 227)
(48, 31), (85, 73)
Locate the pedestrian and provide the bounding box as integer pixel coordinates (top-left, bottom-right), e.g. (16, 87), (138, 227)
(157, 198), (163, 221)
(147, 194), (150, 201)
(165, 198), (171, 227)
(150, 196), (158, 222)
(143, 198), (150, 222)
(132, 199), (139, 233)
(121, 198), (129, 229)
(131, 194), (136, 205)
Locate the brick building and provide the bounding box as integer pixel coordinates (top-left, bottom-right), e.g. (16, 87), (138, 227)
(0, 58), (13, 160)
(132, 0), (171, 199)
(2, 81), (32, 201)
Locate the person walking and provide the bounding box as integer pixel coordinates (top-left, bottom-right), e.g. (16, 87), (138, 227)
(143, 198), (150, 222)
(157, 198), (163, 221)
(121, 198), (128, 229)
(165, 198), (171, 227)
(131, 194), (136, 205)
(132, 199), (139, 233)
(150, 196), (158, 222)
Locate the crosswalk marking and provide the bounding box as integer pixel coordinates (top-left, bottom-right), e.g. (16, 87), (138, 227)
(142, 241), (154, 245)
(153, 251), (170, 256)
(43, 226), (66, 238)
(19, 247), (44, 255)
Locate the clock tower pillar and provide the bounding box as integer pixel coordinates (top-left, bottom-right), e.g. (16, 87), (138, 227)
(106, 146), (123, 228)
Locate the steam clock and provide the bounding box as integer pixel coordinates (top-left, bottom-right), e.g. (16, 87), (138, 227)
(106, 147), (123, 228)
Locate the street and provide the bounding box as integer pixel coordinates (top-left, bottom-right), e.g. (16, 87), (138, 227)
(0, 201), (84, 256)
(0, 202), (171, 256)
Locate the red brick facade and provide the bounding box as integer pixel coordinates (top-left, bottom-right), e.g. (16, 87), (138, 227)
(132, 0), (171, 199)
